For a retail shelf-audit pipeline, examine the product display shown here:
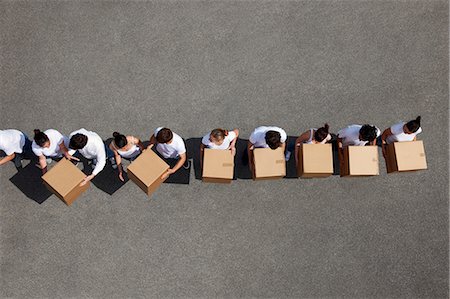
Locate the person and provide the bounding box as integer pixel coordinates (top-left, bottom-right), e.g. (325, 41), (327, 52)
(200, 128), (239, 167)
(336, 124), (381, 160)
(380, 116), (422, 158)
(68, 128), (114, 186)
(247, 126), (287, 173)
(147, 127), (187, 180)
(0, 129), (32, 170)
(109, 132), (144, 181)
(294, 124), (332, 166)
(32, 129), (78, 174)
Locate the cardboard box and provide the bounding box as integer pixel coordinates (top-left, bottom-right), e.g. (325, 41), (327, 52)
(298, 143), (333, 178)
(42, 158), (90, 205)
(340, 146), (379, 177)
(127, 149), (170, 196)
(385, 140), (427, 173)
(202, 148), (234, 183)
(252, 147), (286, 180)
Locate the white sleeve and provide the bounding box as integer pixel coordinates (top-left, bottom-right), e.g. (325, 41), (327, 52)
(176, 138), (186, 155)
(32, 143), (43, 157)
(337, 128), (347, 138)
(249, 130), (258, 144)
(390, 123), (403, 135)
(201, 134), (210, 146)
(227, 131), (237, 141)
(53, 130), (65, 145)
(92, 141), (106, 176)
(375, 127), (381, 138)
(279, 128), (287, 143)
(416, 127), (423, 135)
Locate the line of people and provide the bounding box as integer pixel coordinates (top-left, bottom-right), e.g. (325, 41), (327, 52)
(0, 116), (422, 185)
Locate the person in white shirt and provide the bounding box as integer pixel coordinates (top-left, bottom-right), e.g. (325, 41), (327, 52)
(148, 127), (187, 180)
(200, 128), (239, 168)
(247, 126), (287, 173)
(68, 128), (114, 186)
(109, 131), (144, 181)
(32, 129), (78, 174)
(0, 129), (32, 170)
(337, 124), (381, 160)
(294, 123), (332, 166)
(381, 116), (422, 158)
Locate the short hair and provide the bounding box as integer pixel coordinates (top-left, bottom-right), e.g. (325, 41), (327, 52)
(314, 123), (330, 142)
(69, 133), (88, 149)
(265, 130), (282, 149)
(406, 116), (421, 133)
(113, 132), (127, 148)
(359, 125), (378, 142)
(156, 128), (173, 143)
(33, 129), (49, 147)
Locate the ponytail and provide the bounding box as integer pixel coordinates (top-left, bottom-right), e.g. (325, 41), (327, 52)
(33, 129), (49, 147)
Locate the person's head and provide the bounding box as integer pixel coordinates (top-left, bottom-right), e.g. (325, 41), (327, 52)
(156, 128), (173, 144)
(314, 123), (330, 143)
(33, 129), (50, 148)
(112, 132), (127, 149)
(69, 133), (88, 150)
(209, 128), (228, 146)
(359, 124), (378, 142)
(405, 116), (421, 134)
(265, 130), (282, 149)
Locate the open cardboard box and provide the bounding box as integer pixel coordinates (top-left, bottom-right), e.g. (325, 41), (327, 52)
(202, 148), (234, 183)
(42, 158), (90, 205)
(385, 140), (427, 173)
(340, 146), (379, 177)
(127, 149), (170, 196)
(298, 143), (333, 178)
(252, 147), (286, 180)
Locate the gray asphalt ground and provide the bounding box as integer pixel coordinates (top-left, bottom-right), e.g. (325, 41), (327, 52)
(0, 1), (448, 298)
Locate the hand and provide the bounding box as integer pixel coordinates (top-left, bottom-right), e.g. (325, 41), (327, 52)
(146, 144), (154, 150)
(118, 172), (124, 182)
(230, 146), (236, 157)
(65, 153), (80, 161)
(161, 168), (174, 180)
(80, 175), (94, 186)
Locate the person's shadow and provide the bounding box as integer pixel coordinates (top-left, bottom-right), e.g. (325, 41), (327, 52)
(9, 161), (52, 204)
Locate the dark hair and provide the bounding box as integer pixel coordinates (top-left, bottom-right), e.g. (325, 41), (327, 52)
(69, 133), (88, 149)
(314, 123), (330, 142)
(156, 128), (173, 143)
(33, 129), (49, 147)
(359, 124), (378, 142)
(113, 132), (127, 148)
(210, 128), (228, 140)
(405, 116), (421, 133)
(265, 130), (282, 149)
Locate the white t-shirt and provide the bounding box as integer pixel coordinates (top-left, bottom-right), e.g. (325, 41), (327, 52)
(249, 126), (287, 148)
(68, 128), (106, 176)
(0, 129), (26, 155)
(32, 129), (69, 158)
(386, 122), (422, 144)
(337, 124), (381, 146)
(201, 130), (237, 150)
(154, 127), (186, 159)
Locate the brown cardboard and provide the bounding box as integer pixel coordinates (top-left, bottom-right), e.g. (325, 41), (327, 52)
(385, 140), (427, 173)
(252, 147), (286, 180)
(127, 149), (170, 196)
(41, 158), (90, 205)
(298, 143), (333, 178)
(202, 148), (234, 183)
(340, 146), (379, 177)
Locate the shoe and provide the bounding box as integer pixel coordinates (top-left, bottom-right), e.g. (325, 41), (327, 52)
(285, 151), (291, 161)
